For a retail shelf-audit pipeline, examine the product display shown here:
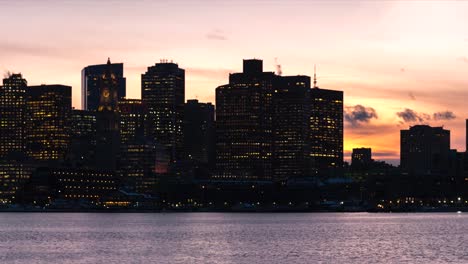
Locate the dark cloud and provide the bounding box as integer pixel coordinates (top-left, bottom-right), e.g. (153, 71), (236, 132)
(433, 111), (456, 121)
(206, 29), (227, 41)
(396, 108), (429, 123)
(344, 105), (378, 127)
(397, 109), (456, 123)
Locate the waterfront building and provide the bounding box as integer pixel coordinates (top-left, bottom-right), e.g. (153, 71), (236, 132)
(351, 148), (372, 171)
(95, 59), (121, 170)
(0, 74), (27, 158)
(401, 125), (450, 175)
(141, 61), (185, 161)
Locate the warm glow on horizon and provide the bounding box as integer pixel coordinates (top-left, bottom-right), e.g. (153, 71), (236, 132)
(2, 0), (468, 165)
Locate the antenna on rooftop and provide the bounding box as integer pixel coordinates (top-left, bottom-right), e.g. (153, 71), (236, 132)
(313, 64), (318, 88)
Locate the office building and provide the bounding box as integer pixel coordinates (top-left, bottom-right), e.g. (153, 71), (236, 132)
(309, 82), (344, 178)
(183, 99), (215, 168)
(215, 59), (275, 180)
(272, 76), (311, 180)
(401, 125), (450, 175)
(0, 74), (27, 158)
(26, 85), (72, 163)
(141, 61), (185, 161)
(68, 109), (97, 168)
(351, 148), (372, 171)
(118, 99), (148, 144)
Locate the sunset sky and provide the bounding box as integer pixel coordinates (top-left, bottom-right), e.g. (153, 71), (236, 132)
(2, 0), (468, 164)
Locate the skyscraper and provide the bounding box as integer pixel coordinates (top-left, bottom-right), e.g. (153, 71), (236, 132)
(215, 59), (275, 180)
(183, 99), (215, 168)
(272, 76), (311, 180)
(401, 125), (450, 175)
(82, 62), (126, 111)
(68, 109), (97, 168)
(309, 81), (344, 178)
(26, 85), (72, 163)
(0, 74), (27, 158)
(118, 99), (148, 144)
(95, 59), (121, 170)
(141, 61), (185, 161)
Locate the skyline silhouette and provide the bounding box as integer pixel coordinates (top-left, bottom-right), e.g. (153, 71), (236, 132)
(2, 1), (468, 163)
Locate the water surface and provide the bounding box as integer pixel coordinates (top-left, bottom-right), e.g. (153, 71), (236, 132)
(0, 213), (466, 263)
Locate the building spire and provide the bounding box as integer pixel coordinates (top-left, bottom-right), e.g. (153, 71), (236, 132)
(107, 57), (111, 65)
(313, 64), (318, 88)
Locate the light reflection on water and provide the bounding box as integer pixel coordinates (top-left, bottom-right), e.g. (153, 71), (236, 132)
(0, 213), (466, 264)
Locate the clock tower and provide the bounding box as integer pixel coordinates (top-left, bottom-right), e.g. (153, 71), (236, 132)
(95, 58), (121, 170)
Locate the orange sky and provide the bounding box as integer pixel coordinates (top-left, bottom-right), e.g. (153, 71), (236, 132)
(1, 1), (468, 165)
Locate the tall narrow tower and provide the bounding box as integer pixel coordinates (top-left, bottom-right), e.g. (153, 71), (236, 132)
(95, 58), (121, 170)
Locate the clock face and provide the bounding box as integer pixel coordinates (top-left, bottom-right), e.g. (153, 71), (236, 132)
(103, 89), (110, 98)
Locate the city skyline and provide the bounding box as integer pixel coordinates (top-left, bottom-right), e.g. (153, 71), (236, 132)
(2, 1), (468, 164)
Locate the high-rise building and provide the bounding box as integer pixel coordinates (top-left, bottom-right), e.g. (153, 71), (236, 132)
(68, 109), (97, 168)
(215, 59), (275, 180)
(309, 83), (344, 178)
(183, 99), (215, 168)
(141, 61), (185, 161)
(272, 76), (311, 180)
(401, 125), (450, 175)
(95, 59), (121, 170)
(26, 84), (72, 163)
(118, 99), (148, 144)
(0, 74), (27, 158)
(82, 61), (126, 111)
(351, 148), (372, 171)
(118, 99), (158, 194)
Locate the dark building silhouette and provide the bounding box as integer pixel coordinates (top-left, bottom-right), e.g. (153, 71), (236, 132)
(26, 85), (72, 163)
(68, 109), (96, 168)
(215, 59), (275, 180)
(466, 119), (468, 152)
(0, 74), (27, 158)
(118, 99), (149, 144)
(309, 82), (344, 178)
(118, 99), (158, 194)
(183, 99), (215, 168)
(351, 148), (372, 171)
(141, 61), (185, 161)
(26, 167), (117, 205)
(272, 76), (311, 180)
(401, 125), (450, 175)
(95, 59), (121, 170)
(81, 62), (126, 111)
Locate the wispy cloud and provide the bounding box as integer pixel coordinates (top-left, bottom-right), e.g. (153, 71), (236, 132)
(458, 56), (468, 63)
(206, 29), (228, 41)
(344, 104), (378, 127)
